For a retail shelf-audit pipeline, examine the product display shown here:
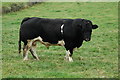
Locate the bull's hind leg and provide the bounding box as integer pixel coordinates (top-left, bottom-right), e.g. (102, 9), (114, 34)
(23, 40), (32, 61)
(64, 49), (73, 62)
(29, 42), (39, 60)
(23, 45), (29, 60)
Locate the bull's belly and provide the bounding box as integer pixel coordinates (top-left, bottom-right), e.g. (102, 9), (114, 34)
(27, 36), (65, 48)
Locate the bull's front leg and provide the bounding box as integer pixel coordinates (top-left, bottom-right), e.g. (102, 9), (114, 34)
(64, 49), (73, 62)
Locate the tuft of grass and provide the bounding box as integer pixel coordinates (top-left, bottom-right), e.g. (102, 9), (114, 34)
(2, 2), (118, 78)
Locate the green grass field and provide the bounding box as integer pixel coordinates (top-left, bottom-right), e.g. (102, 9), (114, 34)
(2, 2), (22, 7)
(2, 2), (118, 78)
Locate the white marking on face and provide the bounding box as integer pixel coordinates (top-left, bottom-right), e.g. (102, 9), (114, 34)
(61, 24), (64, 34)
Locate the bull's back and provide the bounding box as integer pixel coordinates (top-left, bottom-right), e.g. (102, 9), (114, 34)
(20, 17), (64, 44)
(20, 17), (41, 41)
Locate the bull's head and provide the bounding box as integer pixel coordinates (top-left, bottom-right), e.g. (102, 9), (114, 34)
(83, 20), (98, 41)
(75, 19), (98, 41)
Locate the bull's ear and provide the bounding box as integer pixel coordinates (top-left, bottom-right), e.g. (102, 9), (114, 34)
(92, 25), (98, 29)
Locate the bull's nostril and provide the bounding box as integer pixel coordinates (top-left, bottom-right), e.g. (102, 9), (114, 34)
(85, 38), (90, 41)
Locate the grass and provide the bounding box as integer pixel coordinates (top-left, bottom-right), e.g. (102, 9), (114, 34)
(2, 2), (27, 7)
(2, 2), (118, 78)
(2, 2), (19, 6)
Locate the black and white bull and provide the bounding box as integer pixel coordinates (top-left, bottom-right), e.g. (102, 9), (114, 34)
(19, 17), (98, 62)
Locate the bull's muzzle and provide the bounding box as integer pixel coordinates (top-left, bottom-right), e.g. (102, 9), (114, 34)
(84, 38), (91, 42)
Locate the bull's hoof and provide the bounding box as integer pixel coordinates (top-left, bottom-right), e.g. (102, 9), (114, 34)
(64, 56), (73, 62)
(23, 58), (29, 61)
(34, 58), (40, 60)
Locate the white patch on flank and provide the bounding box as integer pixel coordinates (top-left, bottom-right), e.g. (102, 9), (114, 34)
(61, 24), (64, 34)
(65, 50), (73, 62)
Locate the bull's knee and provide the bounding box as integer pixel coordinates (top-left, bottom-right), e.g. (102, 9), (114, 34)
(23, 43), (31, 60)
(30, 42), (39, 60)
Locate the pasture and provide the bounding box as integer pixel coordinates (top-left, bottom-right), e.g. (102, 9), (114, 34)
(2, 2), (118, 78)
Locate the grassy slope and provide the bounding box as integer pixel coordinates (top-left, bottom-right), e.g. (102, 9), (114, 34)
(2, 2), (20, 7)
(2, 2), (118, 78)
(2, 2), (27, 7)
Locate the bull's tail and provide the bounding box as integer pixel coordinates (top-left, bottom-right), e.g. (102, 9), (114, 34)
(18, 39), (21, 54)
(18, 29), (22, 54)
(19, 17), (31, 54)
